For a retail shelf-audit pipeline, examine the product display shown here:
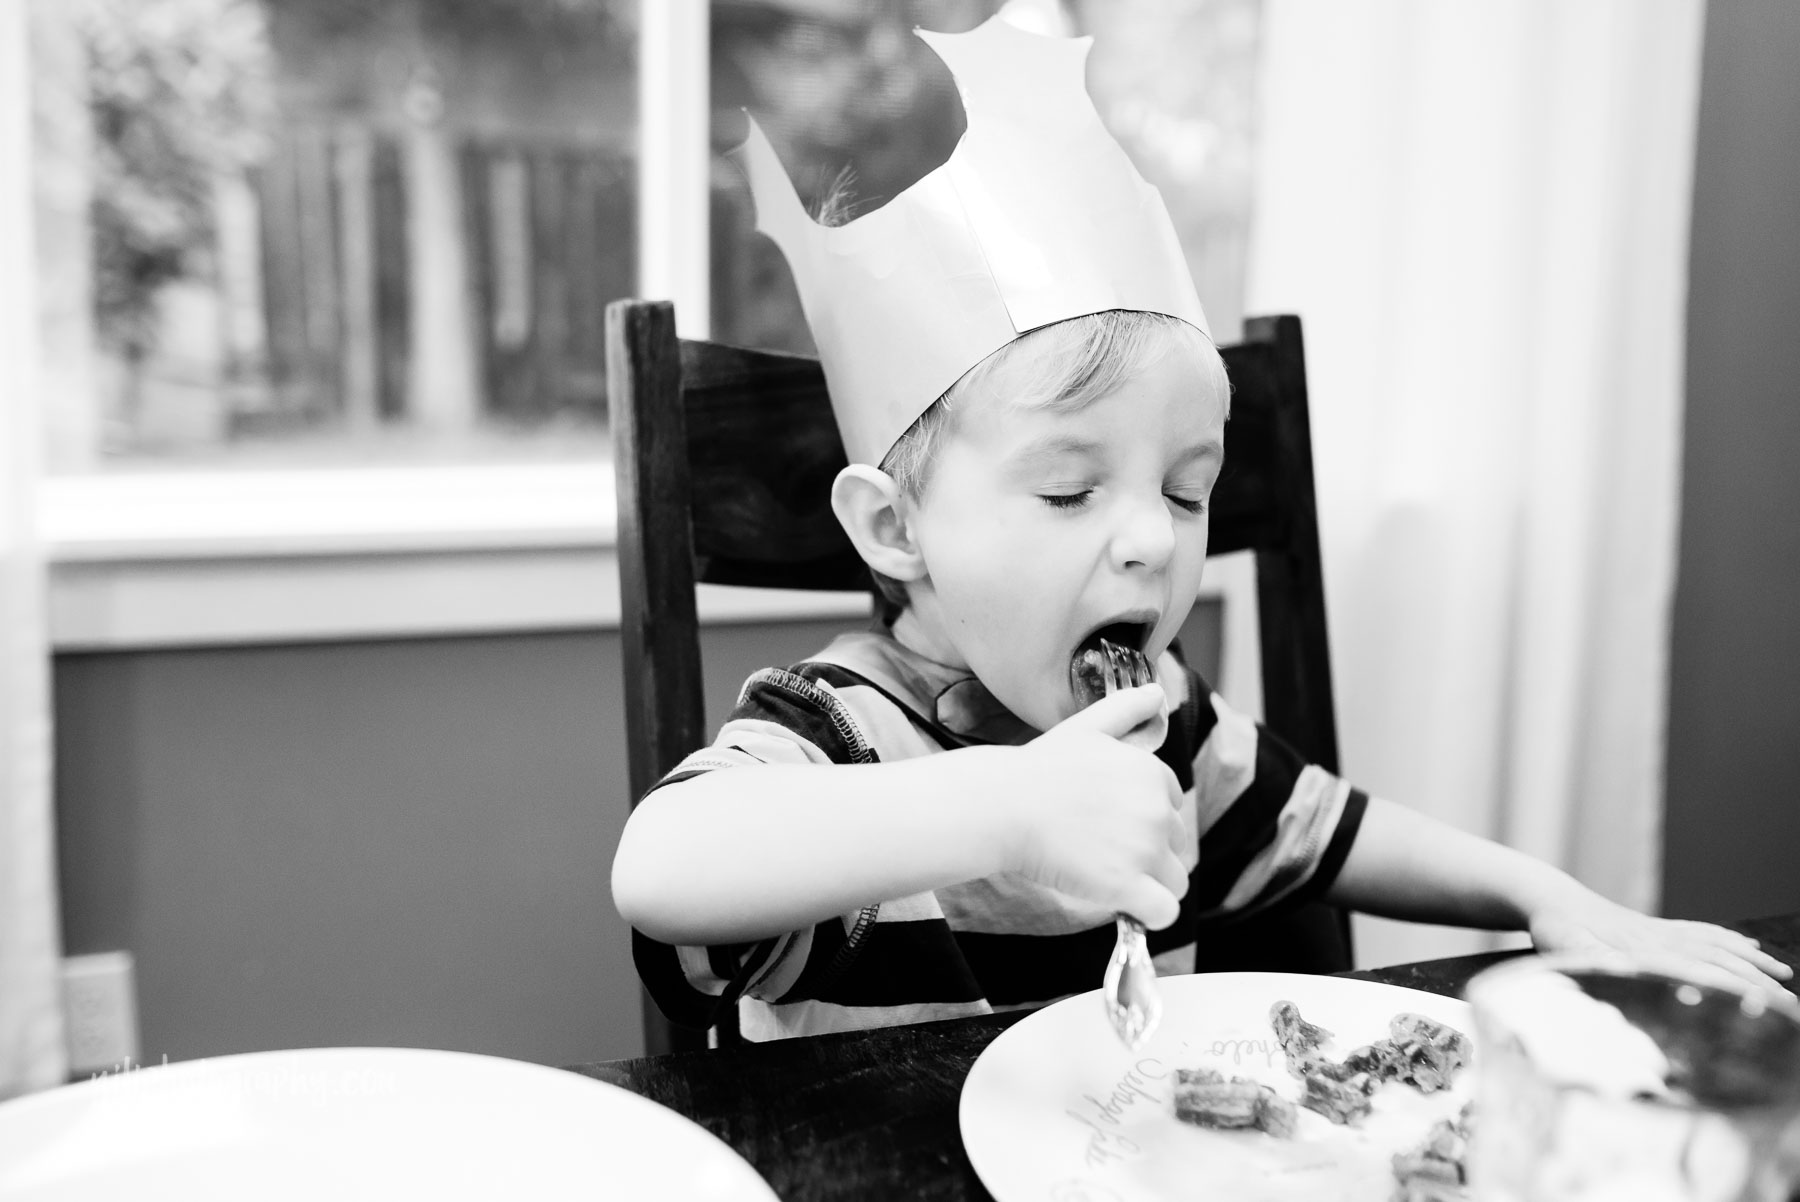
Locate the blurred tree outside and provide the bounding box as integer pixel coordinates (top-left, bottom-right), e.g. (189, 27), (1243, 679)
(40, 0), (637, 467)
(80, 0), (271, 422)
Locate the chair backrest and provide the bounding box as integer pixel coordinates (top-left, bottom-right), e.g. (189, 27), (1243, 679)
(607, 301), (1350, 1054)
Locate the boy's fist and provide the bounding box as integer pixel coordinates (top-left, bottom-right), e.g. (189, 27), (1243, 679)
(999, 684), (1188, 930)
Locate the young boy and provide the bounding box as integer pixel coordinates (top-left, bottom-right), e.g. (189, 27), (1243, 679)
(611, 17), (1791, 1042)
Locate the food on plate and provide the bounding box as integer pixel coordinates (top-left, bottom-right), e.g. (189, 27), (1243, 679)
(1339, 1038), (1403, 1078)
(1270, 1001), (1379, 1125)
(1172, 1068), (1298, 1138)
(1274, 1002), (1471, 1098)
(1173, 1002), (1473, 1138)
(1390, 1100), (1474, 1202)
(1296, 1064), (1376, 1126)
(1386, 1013), (1473, 1094)
(1270, 999), (1334, 1078)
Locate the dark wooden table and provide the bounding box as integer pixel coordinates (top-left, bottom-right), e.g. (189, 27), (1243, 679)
(566, 913), (1800, 1201)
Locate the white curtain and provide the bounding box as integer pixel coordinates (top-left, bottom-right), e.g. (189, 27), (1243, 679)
(1245, 0), (1704, 967)
(1, 1), (68, 1096)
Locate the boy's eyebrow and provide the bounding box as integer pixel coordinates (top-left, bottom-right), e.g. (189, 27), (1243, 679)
(1171, 439), (1225, 466)
(1005, 434), (1105, 468)
(1006, 435), (1225, 471)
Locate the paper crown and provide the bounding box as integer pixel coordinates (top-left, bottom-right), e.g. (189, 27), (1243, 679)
(735, 14), (1211, 466)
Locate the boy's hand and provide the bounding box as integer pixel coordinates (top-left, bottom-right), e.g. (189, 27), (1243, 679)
(1530, 895), (1798, 1009)
(1000, 684), (1187, 930)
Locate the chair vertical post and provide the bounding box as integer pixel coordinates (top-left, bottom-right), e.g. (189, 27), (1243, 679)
(606, 298), (709, 1055)
(1247, 314), (1341, 776)
(1245, 314), (1353, 968)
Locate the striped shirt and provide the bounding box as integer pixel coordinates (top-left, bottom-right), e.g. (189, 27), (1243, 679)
(632, 627), (1367, 1042)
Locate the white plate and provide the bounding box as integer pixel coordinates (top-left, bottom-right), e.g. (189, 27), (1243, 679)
(0, 1046), (778, 1201)
(960, 972), (1476, 1202)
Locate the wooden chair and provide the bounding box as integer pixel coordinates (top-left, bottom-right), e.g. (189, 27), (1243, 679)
(607, 301), (1352, 1055)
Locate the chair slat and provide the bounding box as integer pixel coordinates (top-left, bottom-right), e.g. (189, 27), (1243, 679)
(679, 340), (870, 591)
(1209, 336), (1289, 556)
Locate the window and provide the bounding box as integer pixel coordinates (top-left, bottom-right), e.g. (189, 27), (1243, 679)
(34, 0), (1256, 474)
(31, 0), (1263, 647)
(34, 0), (637, 472)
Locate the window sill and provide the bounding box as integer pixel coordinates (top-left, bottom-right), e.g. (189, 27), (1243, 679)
(42, 464), (873, 651)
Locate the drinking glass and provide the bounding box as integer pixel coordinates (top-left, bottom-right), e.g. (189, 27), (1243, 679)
(1465, 954), (1800, 1202)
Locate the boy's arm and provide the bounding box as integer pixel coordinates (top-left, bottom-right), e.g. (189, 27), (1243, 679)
(612, 684), (1187, 947)
(1322, 796), (1575, 930)
(1324, 797), (1795, 1002)
(615, 749), (1009, 946)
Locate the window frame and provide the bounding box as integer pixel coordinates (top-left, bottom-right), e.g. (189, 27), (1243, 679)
(43, 463), (874, 649)
(35, 1), (752, 650)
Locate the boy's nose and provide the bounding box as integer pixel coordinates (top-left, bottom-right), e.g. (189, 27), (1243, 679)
(1110, 497), (1177, 572)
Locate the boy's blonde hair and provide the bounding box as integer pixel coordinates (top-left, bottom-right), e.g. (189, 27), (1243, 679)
(869, 310), (1228, 614)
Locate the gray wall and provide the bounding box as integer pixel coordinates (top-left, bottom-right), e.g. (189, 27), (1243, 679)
(56, 619), (853, 1068)
(54, 606), (1222, 1068)
(1664, 0), (1800, 921)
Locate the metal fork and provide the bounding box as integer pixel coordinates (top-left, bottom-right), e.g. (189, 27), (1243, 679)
(1090, 640), (1165, 1051)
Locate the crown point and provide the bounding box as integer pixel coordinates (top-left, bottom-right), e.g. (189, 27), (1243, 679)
(732, 114), (814, 255)
(917, 15), (1097, 135)
(736, 16), (1208, 465)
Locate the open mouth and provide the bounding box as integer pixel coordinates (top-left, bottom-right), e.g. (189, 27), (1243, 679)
(1072, 612), (1158, 660)
(1068, 612), (1159, 704)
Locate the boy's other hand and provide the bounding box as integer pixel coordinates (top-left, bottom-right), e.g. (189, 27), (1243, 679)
(1000, 684), (1187, 930)
(1530, 896), (1799, 1012)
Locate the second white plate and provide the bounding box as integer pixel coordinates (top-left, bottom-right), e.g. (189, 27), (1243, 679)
(0, 1046), (778, 1202)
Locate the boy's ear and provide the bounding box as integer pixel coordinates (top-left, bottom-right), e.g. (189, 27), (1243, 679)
(830, 465), (925, 582)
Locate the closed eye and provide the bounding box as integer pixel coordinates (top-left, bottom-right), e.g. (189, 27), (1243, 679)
(1040, 491), (1092, 511)
(1166, 493), (1208, 514)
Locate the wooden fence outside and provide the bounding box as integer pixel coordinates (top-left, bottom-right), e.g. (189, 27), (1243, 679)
(460, 139), (634, 421)
(248, 125), (635, 432)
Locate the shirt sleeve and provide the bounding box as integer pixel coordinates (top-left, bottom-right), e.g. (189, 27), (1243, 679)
(1180, 667), (1368, 921)
(628, 668), (878, 1032)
